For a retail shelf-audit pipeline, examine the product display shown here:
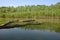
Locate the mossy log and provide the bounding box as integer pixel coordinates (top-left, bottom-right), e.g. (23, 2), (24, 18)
(0, 20), (44, 29)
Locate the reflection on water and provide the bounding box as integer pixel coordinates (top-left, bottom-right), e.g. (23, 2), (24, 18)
(0, 26), (60, 40)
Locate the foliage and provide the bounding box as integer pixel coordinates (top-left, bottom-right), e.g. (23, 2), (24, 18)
(0, 2), (60, 18)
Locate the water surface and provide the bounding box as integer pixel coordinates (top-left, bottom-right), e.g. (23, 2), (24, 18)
(0, 27), (60, 40)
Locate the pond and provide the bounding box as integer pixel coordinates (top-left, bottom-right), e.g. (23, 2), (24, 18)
(0, 26), (60, 40)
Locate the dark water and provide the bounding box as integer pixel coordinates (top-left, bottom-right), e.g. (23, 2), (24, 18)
(0, 27), (60, 40)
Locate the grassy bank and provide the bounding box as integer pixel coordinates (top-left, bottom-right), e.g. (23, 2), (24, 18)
(0, 18), (60, 25)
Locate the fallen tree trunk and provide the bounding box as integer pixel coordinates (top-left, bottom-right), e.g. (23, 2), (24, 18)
(0, 20), (44, 29)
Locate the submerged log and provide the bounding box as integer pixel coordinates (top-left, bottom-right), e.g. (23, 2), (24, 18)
(1, 20), (19, 26)
(0, 24), (26, 29)
(23, 20), (35, 22)
(0, 20), (44, 29)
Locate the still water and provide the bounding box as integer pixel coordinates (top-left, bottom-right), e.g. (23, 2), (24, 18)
(0, 27), (60, 40)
